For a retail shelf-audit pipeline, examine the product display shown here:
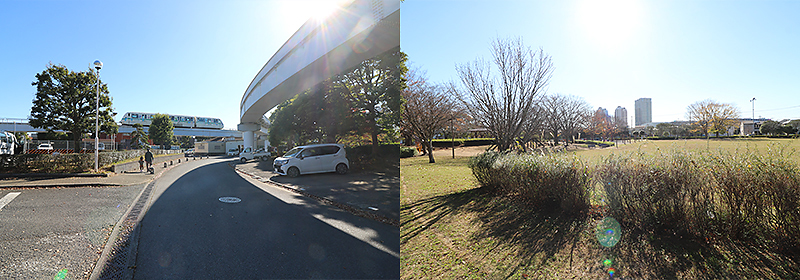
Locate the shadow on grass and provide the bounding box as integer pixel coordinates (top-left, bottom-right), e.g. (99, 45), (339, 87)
(402, 187), (800, 279)
(401, 187), (588, 278)
(471, 195), (589, 279)
(616, 229), (800, 279)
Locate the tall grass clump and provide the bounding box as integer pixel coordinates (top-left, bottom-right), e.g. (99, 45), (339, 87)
(597, 146), (800, 248)
(706, 146), (800, 246)
(596, 150), (715, 237)
(469, 151), (591, 214)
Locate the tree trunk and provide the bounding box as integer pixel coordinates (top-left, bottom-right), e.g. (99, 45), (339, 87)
(371, 129), (380, 158)
(426, 141), (435, 163)
(73, 132), (82, 154)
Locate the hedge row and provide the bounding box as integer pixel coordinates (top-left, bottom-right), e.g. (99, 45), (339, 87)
(432, 138), (494, 147)
(2, 149), (181, 173)
(645, 135), (799, 140)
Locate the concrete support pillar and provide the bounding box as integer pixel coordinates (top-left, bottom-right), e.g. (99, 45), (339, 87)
(238, 122), (260, 152)
(243, 131), (255, 151)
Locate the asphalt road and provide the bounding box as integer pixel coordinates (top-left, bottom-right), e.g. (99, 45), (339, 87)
(134, 158), (400, 279)
(0, 185), (143, 279)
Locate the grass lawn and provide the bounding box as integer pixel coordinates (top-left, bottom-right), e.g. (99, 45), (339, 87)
(401, 139), (800, 279)
(574, 138), (800, 165)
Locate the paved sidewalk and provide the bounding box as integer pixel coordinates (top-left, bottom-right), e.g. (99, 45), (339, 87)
(0, 156), (217, 189)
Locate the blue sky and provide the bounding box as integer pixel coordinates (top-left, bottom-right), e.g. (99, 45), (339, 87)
(3, 0), (798, 131)
(1, 0), (343, 129)
(401, 0), (800, 123)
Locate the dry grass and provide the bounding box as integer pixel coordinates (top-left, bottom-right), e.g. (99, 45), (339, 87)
(401, 139), (800, 279)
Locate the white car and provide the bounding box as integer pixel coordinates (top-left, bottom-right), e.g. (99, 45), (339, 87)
(37, 143), (53, 150)
(238, 147), (270, 163)
(227, 148), (240, 157)
(272, 144), (349, 177)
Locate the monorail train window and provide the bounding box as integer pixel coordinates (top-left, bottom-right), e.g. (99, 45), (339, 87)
(132, 114), (139, 118)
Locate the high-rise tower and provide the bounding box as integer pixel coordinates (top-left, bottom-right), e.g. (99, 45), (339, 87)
(614, 106), (628, 128)
(635, 98), (652, 126)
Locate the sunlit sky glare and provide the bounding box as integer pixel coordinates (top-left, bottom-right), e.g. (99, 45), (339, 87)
(401, 0), (800, 123)
(0, 0), (345, 130)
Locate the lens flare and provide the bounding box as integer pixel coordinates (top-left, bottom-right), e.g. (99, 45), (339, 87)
(603, 259), (613, 267)
(608, 267), (616, 277)
(596, 217), (622, 247)
(53, 268), (68, 280)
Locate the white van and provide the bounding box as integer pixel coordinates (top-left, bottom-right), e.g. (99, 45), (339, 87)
(272, 144), (349, 177)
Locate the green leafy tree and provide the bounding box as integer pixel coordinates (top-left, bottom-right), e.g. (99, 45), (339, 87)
(760, 120), (780, 135)
(268, 81), (358, 148)
(30, 63), (118, 152)
(149, 113), (174, 149)
(787, 120), (800, 135)
(130, 123), (149, 149)
(334, 47), (407, 156)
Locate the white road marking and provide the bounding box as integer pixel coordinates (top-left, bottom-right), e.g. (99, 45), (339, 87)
(0, 192), (21, 211)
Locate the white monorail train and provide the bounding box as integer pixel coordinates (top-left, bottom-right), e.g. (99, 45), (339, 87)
(120, 112), (223, 129)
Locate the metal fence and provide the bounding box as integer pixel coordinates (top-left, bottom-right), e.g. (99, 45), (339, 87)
(24, 139), (117, 153)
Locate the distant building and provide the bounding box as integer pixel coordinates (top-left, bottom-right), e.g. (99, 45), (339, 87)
(635, 98), (652, 126)
(739, 118), (769, 136)
(596, 107), (611, 122)
(614, 106), (628, 128)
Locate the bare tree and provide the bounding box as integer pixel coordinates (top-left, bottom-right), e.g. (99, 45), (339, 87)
(687, 99), (741, 137)
(452, 37), (554, 152)
(401, 68), (460, 163)
(541, 93), (592, 145)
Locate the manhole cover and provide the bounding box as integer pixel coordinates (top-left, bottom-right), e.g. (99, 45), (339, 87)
(219, 197), (242, 203)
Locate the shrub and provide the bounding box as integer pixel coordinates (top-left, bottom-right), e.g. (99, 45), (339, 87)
(597, 147), (800, 247)
(400, 146), (416, 158)
(1, 149), (182, 173)
(345, 144), (399, 172)
(469, 151), (591, 214)
(431, 138), (495, 147)
(706, 147), (800, 244)
(432, 139), (464, 148)
(596, 151), (715, 237)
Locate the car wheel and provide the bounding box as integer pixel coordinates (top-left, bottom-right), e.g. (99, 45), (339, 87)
(240, 157), (247, 163)
(335, 163), (348, 175)
(287, 167), (300, 178)
(260, 156), (268, 161)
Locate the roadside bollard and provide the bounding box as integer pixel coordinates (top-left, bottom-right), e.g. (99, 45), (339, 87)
(170, 160), (173, 165)
(178, 159), (181, 163)
(164, 162), (167, 168)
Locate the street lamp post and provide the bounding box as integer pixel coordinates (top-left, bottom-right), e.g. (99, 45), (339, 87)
(750, 97), (756, 134)
(93, 60), (103, 172)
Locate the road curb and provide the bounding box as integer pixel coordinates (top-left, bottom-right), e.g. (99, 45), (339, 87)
(230, 163), (400, 227)
(89, 157), (200, 280)
(0, 173), (108, 179)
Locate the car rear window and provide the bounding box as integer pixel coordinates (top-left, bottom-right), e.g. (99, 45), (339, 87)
(321, 146), (339, 155)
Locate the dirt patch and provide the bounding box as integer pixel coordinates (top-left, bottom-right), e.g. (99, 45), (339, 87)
(425, 145), (491, 158)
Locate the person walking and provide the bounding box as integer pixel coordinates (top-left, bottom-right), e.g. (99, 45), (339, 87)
(145, 148), (154, 172)
(138, 156), (144, 172)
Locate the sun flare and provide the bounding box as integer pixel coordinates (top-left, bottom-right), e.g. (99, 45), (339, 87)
(307, 0), (344, 21)
(576, 0), (645, 50)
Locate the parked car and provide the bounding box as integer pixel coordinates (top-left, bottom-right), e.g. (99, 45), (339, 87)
(238, 147), (270, 163)
(37, 143), (53, 150)
(227, 148), (240, 157)
(81, 142), (105, 151)
(185, 148), (195, 157)
(272, 144), (349, 177)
